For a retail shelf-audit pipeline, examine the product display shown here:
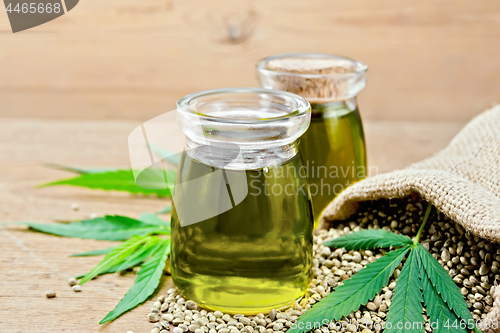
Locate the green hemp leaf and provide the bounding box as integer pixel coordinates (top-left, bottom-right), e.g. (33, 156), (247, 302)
(100, 239), (170, 324)
(288, 246), (410, 333)
(323, 229), (413, 250)
(290, 204), (480, 333)
(38, 169), (175, 197)
(20, 212), (171, 324)
(385, 248), (425, 333)
(19, 161), (180, 324)
(23, 215), (169, 241)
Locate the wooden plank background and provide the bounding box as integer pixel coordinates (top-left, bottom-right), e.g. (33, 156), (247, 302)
(0, 0), (499, 121)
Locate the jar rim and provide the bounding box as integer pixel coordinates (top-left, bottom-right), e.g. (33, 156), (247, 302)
(256, 52), (368, 79)
(176, 87), (310, 124)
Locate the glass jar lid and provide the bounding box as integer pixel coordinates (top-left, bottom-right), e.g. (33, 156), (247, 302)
(176, 87), (311, 149)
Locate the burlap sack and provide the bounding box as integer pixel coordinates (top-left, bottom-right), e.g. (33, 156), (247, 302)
(486, 283), (500, 333)
(319, 105), (500, 240)
(318, 105), (500, 331)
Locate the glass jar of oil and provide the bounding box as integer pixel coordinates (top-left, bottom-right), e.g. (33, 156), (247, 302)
(256, 53), (368, 224)
(171, 88), (313, 314)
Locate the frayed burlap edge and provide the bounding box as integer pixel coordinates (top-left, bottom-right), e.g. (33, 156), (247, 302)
(318, 105), (500, 244)
(318, 168), (500, 243)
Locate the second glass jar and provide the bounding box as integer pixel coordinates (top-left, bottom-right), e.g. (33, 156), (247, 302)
(257, 53), (368, 224)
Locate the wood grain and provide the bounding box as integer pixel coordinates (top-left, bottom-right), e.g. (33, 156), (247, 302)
(0, 0), (499, 121)
(0, 118), (464, 332)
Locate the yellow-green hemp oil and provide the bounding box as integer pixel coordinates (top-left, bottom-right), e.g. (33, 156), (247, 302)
(301, 101), (367, 223)
(170, 153), (313, 314)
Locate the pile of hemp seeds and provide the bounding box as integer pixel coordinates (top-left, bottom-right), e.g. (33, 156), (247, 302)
(147, 195), (499, 333)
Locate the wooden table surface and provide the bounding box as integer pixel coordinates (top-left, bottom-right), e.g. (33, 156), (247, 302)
(0, 117), (466, 332)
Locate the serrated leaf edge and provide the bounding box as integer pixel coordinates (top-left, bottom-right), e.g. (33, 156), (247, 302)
(385, 247), (425, 333)
(288, 246), (410, 333)
(80, 236), (150, 284)
(99, 239), (170, 324)
(323, 229), (413, 250)
(416, 244), (479, 333)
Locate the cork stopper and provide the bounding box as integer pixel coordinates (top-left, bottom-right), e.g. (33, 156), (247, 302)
(265, 57), (355, 75)
(257, 54), (367, 104)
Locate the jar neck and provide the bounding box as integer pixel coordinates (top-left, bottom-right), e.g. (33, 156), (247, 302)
(310, 97), (358, 118)
(185, 138), (299, 171)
